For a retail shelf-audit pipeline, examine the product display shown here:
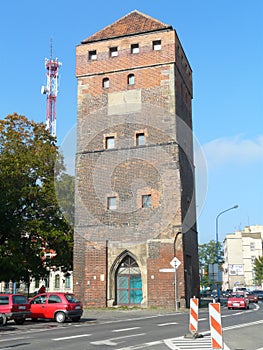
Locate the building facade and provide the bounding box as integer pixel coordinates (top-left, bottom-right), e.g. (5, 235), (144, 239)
(223, 225), (263, 290)
(74, 10), (199, 308)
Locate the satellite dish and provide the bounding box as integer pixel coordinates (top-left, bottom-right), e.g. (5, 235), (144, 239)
(41, 85), (47, 94)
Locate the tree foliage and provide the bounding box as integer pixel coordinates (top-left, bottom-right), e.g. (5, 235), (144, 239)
(198, 240), (224, 288)
(0, 113), (73, 283)
(254, 256), (263, 285)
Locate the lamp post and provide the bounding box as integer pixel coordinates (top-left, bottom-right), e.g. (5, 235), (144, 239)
(216, 205), (238, 302)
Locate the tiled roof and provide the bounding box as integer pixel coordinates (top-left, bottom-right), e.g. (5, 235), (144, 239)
(82, 10), (172, 43)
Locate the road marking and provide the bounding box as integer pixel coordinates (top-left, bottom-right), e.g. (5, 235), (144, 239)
(0, 336), (29, 343)
(158, 322), (178, 326)
(112, 327), (140, 332)
(223, 319), (263, 331)
(90, 333), (145, 346)
(116, 340), (163, 349)
(53, 334), (91, 341)
(164, 335), (213, 349)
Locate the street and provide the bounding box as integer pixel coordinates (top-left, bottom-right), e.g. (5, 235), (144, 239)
(0, 301), (263, 350)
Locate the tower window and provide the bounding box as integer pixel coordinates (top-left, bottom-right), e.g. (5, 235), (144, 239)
(102, 77), (110, 89)
(107, 196), (117, 210)
(152, 40), (161, 51)
(131, 44), (139, 54)
(142, 194), (152, 208)
(136, 133), (145, 146)
(105, 136), (115, 149)
(128, 74), (135, 85)
(88, 50), (97, 60)
(109, 47), (118, 57)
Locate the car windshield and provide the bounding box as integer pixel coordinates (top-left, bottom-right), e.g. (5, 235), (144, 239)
(12, 295), (28, 304)
(65, 294), (80, 303)
(232, 293), (244, 298)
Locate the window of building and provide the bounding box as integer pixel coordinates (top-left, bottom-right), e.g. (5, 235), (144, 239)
(88, 50), (97, 60)
(109, 47), (118, 57)
(102, 77), (110, 89)
(55, 274), (60, 289)
(107, 196), (117, 210)
(250, 242), (255, 251)
(152, 40), (161, 51)
(136, 133), (145, 146)
(105, 136), (115, 149)
(65, 276), (71, 289)
(131, 43), (139, 54)
(35, 279), (39, 289)
(142, 194), (151, 208)
(128, 74), (135, 85)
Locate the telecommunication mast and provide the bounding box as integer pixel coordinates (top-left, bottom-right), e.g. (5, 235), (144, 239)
(41, 40), (62, 137)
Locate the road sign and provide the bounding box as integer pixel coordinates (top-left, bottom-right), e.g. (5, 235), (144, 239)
(159, 268), (175, 273)
(170, 257), (181, 269)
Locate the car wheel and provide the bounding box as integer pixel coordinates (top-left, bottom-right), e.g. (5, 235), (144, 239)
(15, 318), (25, 325)
(55, 311), (66, 323)
(71, 316), (81, 322)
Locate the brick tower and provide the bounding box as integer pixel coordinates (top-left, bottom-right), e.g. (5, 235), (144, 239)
(74, 10), (199, 308)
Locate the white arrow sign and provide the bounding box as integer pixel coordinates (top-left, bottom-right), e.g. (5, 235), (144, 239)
(170, 257), (181, 269)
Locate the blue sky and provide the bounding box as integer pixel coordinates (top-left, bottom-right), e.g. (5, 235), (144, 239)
(1, 1), (262, 244)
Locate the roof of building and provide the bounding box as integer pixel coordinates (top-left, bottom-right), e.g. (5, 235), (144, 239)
(81, 10), (173, 44)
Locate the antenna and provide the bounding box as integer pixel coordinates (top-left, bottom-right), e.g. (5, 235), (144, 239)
(41, 39), (62, 137)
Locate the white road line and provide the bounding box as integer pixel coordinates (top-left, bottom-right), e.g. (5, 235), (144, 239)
(223, 319), (263, 331)
(116, 340), (163, 349)
(90, 333), (145, 346)
(158, 322), (178, 327)
(0, 336), (28, 343)
(102, 313), (179, 325)
(53, 334), (91, 341)
(112, 327), (140, 332)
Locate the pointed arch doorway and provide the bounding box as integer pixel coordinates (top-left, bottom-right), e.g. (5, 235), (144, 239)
(116, 255), (142, 305)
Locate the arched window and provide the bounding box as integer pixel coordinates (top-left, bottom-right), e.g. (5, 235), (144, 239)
(102, 77), (110, 89)
(116, 255), (142, 305)
(127, 74), (135, 85)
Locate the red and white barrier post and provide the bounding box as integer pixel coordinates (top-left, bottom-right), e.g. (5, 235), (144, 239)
(189, 297), (199, 334)
(209, 302), (223, 349)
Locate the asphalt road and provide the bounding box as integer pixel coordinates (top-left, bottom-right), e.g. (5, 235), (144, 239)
(0, 301), (263, 350)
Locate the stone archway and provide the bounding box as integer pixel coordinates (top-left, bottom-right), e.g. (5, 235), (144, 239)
(115, 255), (142, 305)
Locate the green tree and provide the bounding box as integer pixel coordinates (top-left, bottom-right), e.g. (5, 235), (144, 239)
(254, 256), (263, 285)
(55, 173), (75, 227)
(0, 113), (73, 283)
(198, 240), (224, 288)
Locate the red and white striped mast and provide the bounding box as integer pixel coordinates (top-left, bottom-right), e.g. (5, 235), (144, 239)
(41, 40), (62, 137)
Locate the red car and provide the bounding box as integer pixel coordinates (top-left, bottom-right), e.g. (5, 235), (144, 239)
(0, 294), (31, 325)
(30, 292), (83, 323)
(227, 291), (249, 310)
(247, 291), (258, 303)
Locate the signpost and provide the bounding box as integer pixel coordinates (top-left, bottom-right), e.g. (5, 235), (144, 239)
(160, 257), (181, 310)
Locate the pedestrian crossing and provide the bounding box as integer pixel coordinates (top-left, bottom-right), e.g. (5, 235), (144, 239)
(164, 335), (214, 349)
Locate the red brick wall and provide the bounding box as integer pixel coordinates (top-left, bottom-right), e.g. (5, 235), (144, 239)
(74, 22), (199, 308)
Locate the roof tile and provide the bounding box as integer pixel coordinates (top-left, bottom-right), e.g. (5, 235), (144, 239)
(82, 10), (172, 43)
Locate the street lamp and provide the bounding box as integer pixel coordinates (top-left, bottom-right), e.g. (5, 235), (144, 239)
(216, 205), (238, 302)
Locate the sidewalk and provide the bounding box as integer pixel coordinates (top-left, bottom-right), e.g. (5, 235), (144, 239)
(82, 306), (183, 322)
